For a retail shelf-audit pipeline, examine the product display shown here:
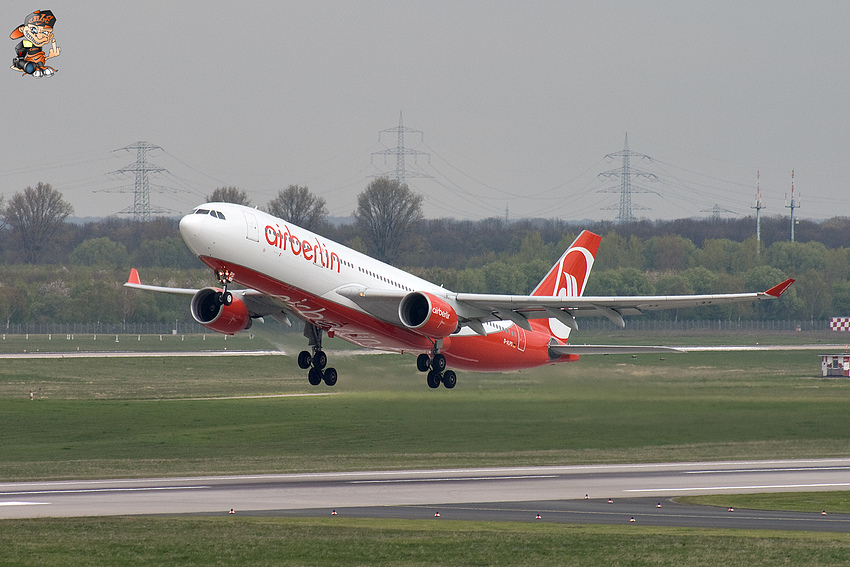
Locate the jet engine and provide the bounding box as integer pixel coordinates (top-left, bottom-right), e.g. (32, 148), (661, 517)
(190, 287), (252, 335)
(398, 291), (459, 338)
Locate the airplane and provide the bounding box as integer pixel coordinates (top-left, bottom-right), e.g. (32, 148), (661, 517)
(125, 202), (795, 389)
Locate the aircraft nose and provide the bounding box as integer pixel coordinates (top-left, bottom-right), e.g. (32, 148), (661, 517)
(179, 211), (197, 237)
(179, 212), (205, 254)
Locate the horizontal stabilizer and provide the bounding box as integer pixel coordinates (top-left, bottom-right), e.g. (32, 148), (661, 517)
(549, 344), (685, 356)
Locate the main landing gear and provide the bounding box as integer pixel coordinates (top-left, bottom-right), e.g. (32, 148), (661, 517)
(417, 343), (457, 389)
(298, 323), (337, 387)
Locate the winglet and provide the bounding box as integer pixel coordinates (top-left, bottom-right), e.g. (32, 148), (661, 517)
(127, 268), (141, 285)
(765, 278), (795, 297)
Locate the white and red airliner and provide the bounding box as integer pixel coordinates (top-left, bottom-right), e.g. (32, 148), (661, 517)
(126, 202), (794, 389)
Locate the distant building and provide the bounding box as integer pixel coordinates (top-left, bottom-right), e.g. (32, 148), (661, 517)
(821, 354), (850, 377)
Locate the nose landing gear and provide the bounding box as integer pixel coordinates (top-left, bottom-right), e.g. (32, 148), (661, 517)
(214, 268), (235, 306)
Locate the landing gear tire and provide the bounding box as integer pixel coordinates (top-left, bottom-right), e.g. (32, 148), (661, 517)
(432, 354), (447, 373)
(297, 351), (312, 370)
(222, 291), (233, 306)
(308, 367), (323, 386)
(442, 370), (457, 389)
(417, 353), (431, 372)
(313, 350), (328, 370)
(427, 370), (442, 389)
(323, 367), (338, 386)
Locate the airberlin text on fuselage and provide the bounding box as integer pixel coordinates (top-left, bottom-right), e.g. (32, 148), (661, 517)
(265, 224), (340, 273)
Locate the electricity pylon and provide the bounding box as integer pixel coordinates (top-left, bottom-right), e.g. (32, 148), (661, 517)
(598, 133), (659, 224)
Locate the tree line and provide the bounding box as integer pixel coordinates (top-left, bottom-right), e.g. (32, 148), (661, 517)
(2, 180), (850, 326)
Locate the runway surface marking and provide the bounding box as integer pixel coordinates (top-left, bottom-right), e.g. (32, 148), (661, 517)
(0, 502), (49, 507)
(350, 475), (559, 484)
(686, 466), (850, 474)
(627, 483), (850, 493)
(0, 486), (210, 496)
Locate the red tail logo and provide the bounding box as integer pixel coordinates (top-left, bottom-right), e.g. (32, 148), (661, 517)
(556, 247), (592, 297)
(531, 230), (601, 339)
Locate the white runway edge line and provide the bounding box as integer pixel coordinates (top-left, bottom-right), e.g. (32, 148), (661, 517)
(686, 466), (850, 474)
(0, 502), (49, 506)
(350, 475), (559, 484)
(626, 483), (850, 493)
(0, 486), (211, 496)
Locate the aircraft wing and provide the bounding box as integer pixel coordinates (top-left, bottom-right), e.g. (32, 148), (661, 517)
(123, 268), (298, 325)
(453, 278), (795, 330)
(336, 279), (794, 334)
(124, 268), (199, 295)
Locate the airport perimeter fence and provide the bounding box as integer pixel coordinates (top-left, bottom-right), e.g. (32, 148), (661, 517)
(0, 319), (836, 335)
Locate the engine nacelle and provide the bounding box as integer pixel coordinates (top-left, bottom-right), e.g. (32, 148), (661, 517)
(190, 287), (252, 335)
(398, 291), (459, 338)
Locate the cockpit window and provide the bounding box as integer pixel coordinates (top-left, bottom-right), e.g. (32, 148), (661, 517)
(216, 211), (226, 220)
(196, 209), (210, 215)
(209, 210), (218, 218)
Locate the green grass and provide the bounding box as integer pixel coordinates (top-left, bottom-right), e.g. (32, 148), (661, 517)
(1, 517), (849, 567)
(1, 348), (850, 480)
(679, 492), (850, 514)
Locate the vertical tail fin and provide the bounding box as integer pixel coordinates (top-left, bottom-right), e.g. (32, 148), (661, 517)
(530, 230), (601, 339)
(531, 230), (601, 298)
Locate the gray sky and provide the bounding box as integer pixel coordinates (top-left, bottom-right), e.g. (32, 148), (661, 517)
(2, 1), (849, 222)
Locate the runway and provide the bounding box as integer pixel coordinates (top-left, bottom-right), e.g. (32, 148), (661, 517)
(2, 459), (850, 531)
(0, 344), (847, 359)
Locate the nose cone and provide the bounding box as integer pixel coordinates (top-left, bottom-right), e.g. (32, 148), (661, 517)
(179, 212), (205, 255)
